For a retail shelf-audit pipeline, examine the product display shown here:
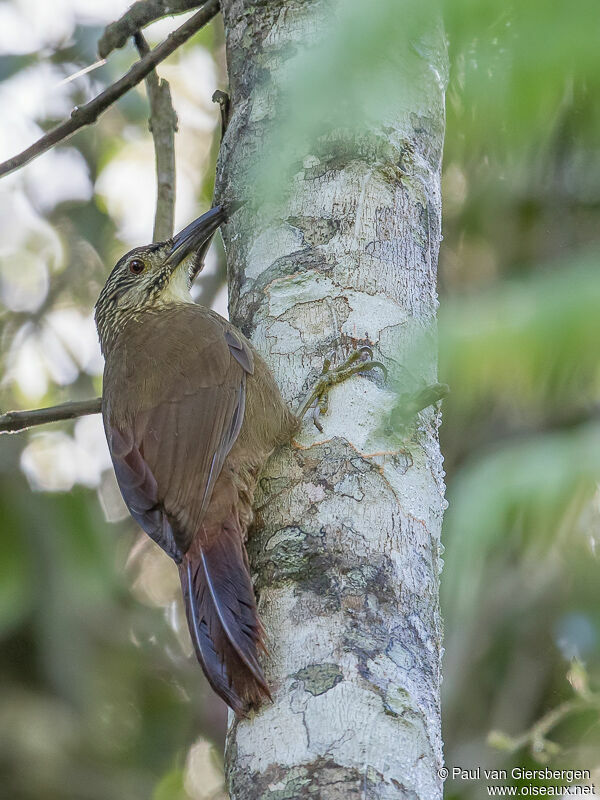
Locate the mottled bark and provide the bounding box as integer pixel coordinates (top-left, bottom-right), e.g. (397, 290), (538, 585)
(216, 1), (447, 798)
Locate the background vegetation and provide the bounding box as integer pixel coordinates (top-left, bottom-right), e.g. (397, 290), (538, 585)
(0, 0), (598, 797)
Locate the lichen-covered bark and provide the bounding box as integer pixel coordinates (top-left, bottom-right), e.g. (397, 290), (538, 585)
(215, 1), (447, 798)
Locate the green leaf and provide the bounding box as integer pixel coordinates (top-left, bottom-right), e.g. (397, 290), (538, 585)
(152, 769), (188, 800)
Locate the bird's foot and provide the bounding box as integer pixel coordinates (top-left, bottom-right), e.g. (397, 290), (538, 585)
(296, 346), (387, 432)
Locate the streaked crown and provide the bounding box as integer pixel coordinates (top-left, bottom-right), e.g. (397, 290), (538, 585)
(95, 205), (230, 355)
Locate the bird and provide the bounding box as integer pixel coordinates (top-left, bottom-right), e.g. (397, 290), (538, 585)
(95, 204), (386, 715)
(95, 204), (297, 715)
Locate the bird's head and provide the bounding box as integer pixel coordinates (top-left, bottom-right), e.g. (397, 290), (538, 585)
(95, 205), (229, 355)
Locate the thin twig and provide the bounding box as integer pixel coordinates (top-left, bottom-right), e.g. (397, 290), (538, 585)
(134, 32), (177, 241)
(0, 0), (219, 179)
(488, 697), (591, 758)
(488, 662), (600, 760)
(0, 398), (102, 435)
(212, 89), (231, 139)
(99, 0), (206, 58)
(185, 90), (232, 293)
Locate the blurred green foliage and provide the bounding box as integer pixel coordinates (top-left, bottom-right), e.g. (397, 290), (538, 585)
(252, 0), (445, 204)
(0, 0), (598, 798)
(437, 0), (600, 793)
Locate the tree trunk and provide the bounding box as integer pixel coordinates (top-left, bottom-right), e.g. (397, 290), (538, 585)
(216, 1), (447, 797)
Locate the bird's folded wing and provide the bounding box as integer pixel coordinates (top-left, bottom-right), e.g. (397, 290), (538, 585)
(103, 308), (254, 558)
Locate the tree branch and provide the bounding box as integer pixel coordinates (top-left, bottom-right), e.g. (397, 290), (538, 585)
(134, 32), (177, 242)
(0, 398), (102, 435)
(218, 0), (447, 793)
(99, 0), (206, 58)
(0, 0), (219, 179)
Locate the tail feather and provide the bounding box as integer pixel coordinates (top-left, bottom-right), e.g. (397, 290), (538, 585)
(179, 516), (270, 715)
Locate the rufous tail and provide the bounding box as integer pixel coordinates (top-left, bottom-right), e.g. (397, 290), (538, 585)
(178, 514), (270, 716)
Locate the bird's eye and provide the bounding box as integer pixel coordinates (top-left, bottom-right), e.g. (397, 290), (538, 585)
(129, 258), (145, 275)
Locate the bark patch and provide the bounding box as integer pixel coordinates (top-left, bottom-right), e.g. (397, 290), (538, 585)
(229, 758), (364, 799)
(293, 662), (343, 695)
(287, 215), (339, 246)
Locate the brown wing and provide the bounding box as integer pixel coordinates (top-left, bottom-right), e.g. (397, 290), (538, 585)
(103, 306), (254, 560)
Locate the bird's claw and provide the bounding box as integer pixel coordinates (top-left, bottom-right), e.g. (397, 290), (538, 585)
(296, 346), (387, 429)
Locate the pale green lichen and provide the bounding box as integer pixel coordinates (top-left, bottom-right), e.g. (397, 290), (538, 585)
(294, 663), (344, 696)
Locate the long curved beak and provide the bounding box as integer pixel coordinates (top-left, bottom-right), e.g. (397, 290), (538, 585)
(163, 205), (229, 271)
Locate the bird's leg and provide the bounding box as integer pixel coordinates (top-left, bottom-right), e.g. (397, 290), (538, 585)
(296, 346), (387, 432)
